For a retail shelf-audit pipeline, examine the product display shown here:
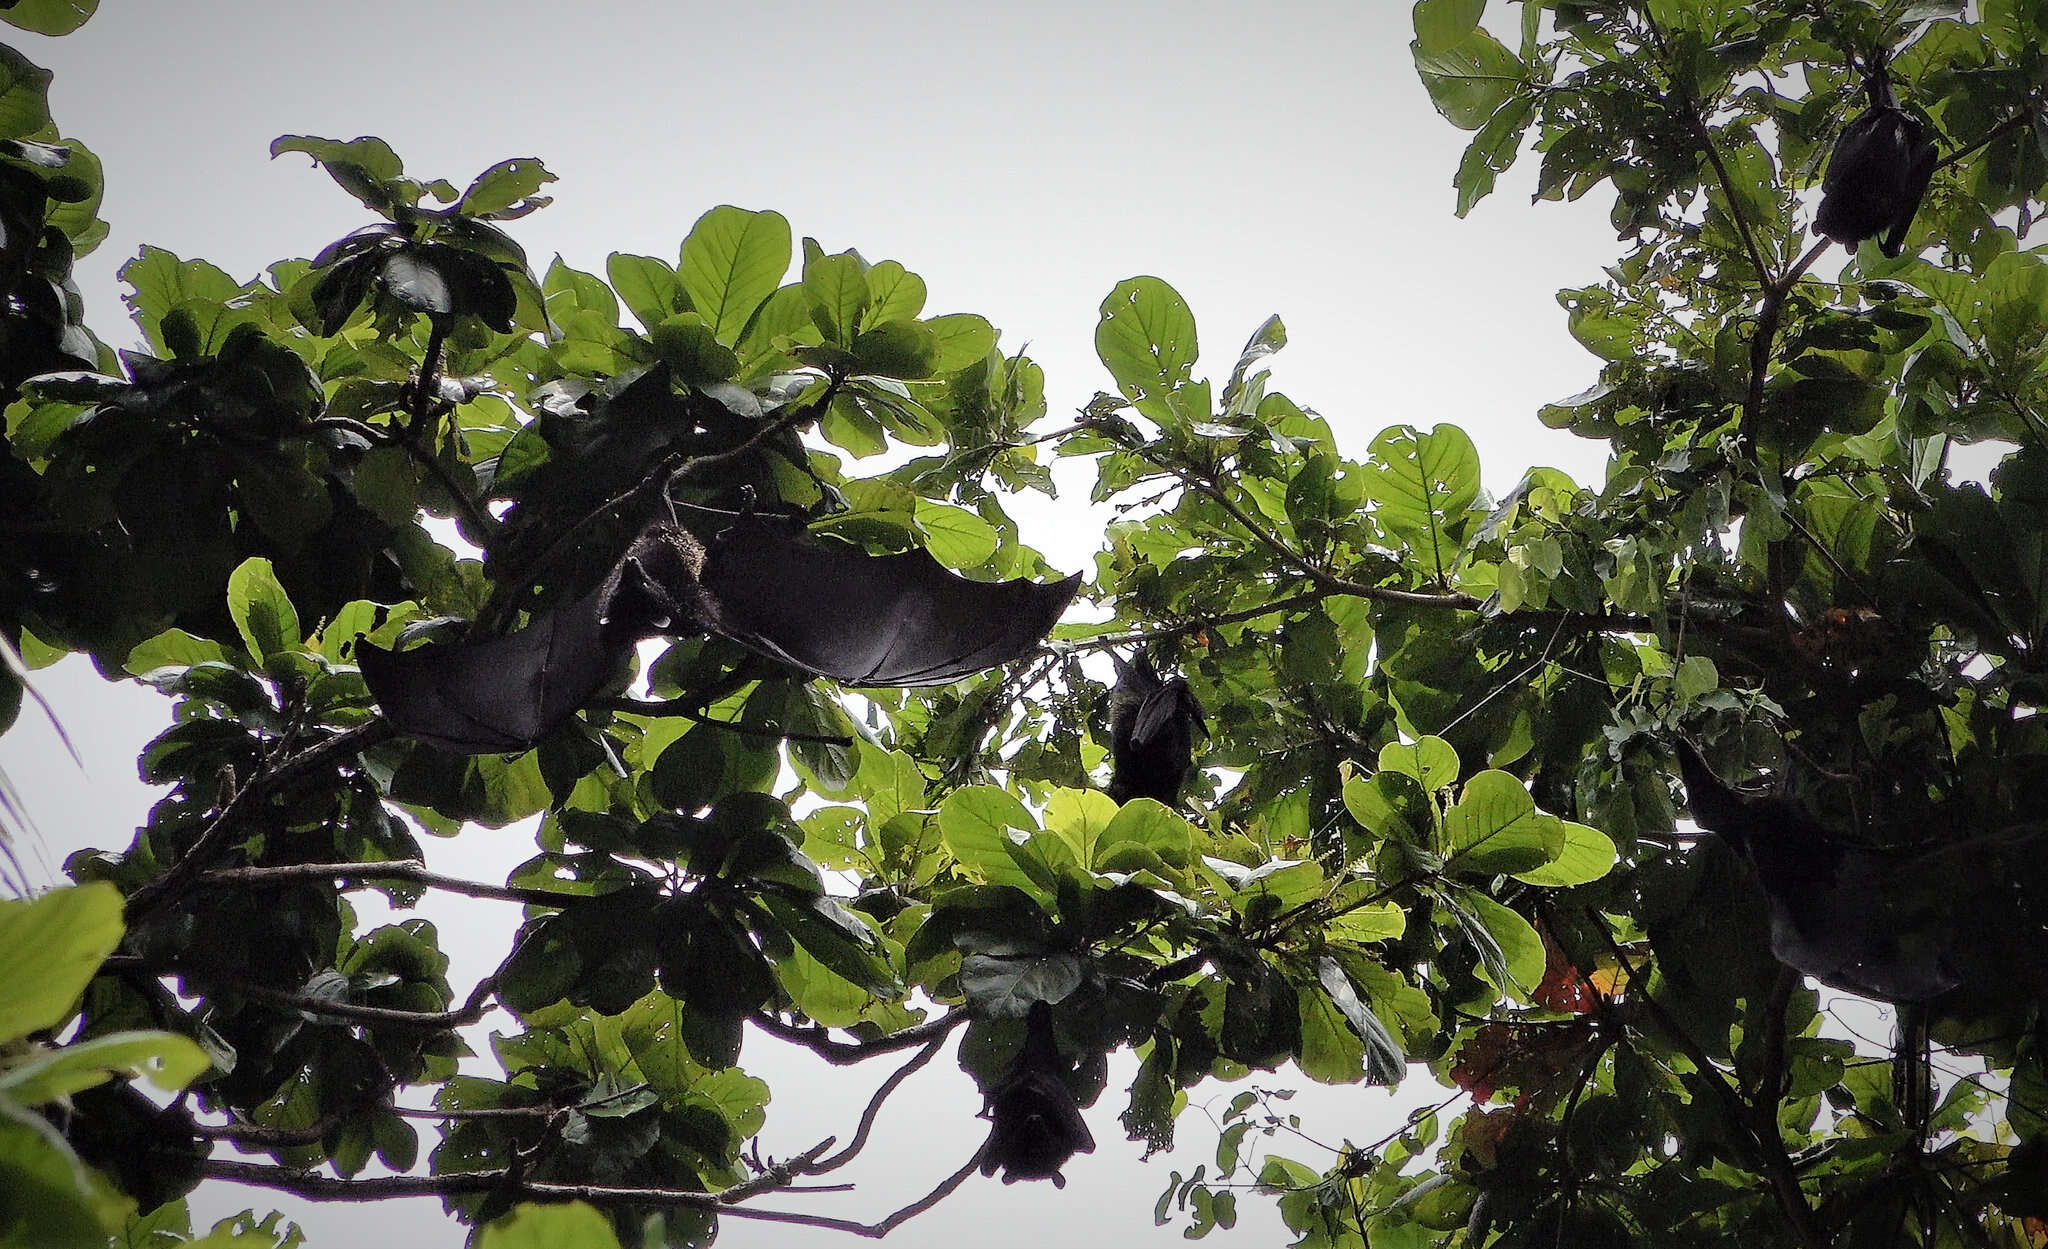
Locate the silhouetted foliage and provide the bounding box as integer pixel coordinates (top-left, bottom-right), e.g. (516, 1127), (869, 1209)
(7, 2), (2048, 1247)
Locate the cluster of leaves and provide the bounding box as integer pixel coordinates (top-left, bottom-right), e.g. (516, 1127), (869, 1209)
(9, 0), (2048, 1247)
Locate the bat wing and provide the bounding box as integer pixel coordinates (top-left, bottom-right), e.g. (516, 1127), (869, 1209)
(695, 516), (1080, 686)
(358, 578), (623, 754)
(1133, 678), (1203, 746)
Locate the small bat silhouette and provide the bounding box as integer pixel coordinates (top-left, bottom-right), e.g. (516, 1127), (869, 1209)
(978, 1000), (1096, 1188)
(1673, 738), (1958, 1002)
(360, 512), (1081, 755)
(1107, 652), (1207, 806)
(1813, 52), (1938, 258)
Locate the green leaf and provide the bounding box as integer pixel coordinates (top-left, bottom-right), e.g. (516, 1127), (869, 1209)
(913, 500), (1000, 569)
(1294, 976), (1366, 1084)
(225, 557), (302, 661)
(457, 157), (554, 217)
(938, 786), (1043, 895)
(606, 252), (687, 329)
(480, 1202), (622, 1249)
(0, 1116), (125, 1249)
(1443, 770), (1561, 875)
(0, 882), (123, 1043)
(123, 629), (232, 677)
(925, 313), (998, 373)
(775, 941), (870, 1027)
(679, 204), (790, 341)
(651, 313), (740, 384)
(1325, 902), (1405, 943)
(863, 260), (926, 324)
(270, 134), (406, 213)
(1377, 736), (1460, 793)
(804, 248), (870, 345)
(1095, 799), (1198, 871)
(0, 0), (98, 36)
(119, 246), (241, 354)
(1042, 787), (1120, 864)
(678, 206), (791, 343)
(0, 45), (52, 139)
(1459, 891), (1544, 997)
(1413, 0), (1485, 53)
(1411, 27), (1523, 130)
(1095, 276), (1199, 427)
(1315, 957), (1403, 1083)
(851, 318), (939, 379)
(0, 1029), (211, 1104)
(959, 949), (1084, 1016)
(1511, 820), (1616, 887)
(1360, 424), (1481, 578)
(1221, 314), (1285, 414)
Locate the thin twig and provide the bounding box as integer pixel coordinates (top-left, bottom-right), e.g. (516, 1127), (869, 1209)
(601, 697), (854, 746)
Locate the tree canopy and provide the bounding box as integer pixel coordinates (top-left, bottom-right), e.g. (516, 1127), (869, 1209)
(6, 1), (2048, 1246)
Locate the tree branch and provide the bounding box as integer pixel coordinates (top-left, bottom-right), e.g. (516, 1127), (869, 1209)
(1059, 588), (1334, 654)
(813, 1036), (948, 1174)
(1110, 435), (1660, 634)
(188, 859), (582, 907)
(483, 374), (845, 631)
(747, 1008), (968, 1066)
(197, 1145), (991, 1239)
(124, 721), (395, 923)
(126, 970), (501, 1031)
(599, 697), (855, 746)
(1585, 910), (1822, 1249)
(1635, 2), (1774, 286)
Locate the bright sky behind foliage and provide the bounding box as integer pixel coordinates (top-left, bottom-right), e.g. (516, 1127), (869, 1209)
(1, 2), (1628, 1245)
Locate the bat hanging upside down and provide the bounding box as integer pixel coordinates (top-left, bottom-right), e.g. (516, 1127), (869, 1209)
(359, 512), (1082, 754)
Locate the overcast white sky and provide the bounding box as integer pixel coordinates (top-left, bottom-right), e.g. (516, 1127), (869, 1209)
(0, 3), (1629, 1246)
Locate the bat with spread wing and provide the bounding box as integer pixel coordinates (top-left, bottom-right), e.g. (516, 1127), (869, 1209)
(1107, 651), (1207, 806)
(360, 512), (1081, 754)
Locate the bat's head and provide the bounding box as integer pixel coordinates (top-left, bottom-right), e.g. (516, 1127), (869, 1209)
(1111, 650), (1162, 693)
(602, 524), (708, 643)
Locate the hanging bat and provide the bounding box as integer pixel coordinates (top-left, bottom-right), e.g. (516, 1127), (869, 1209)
(1107, 651), (1207, 806)
(360, 512), (1081, 755)
(1813, 51), (1938, 258)
(977, 1000), (1096, 1188)
(1673, 738), (1958, 1002)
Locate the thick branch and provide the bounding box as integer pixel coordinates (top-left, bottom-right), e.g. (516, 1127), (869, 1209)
(124, 721), (394, 923)
(188, 859), (585, 907)
(1739, 239), (1830, 461)
(747, 1008), (968, 1066)
(198, 1147), (990, 1239)
(105, 968), (502, 1031)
